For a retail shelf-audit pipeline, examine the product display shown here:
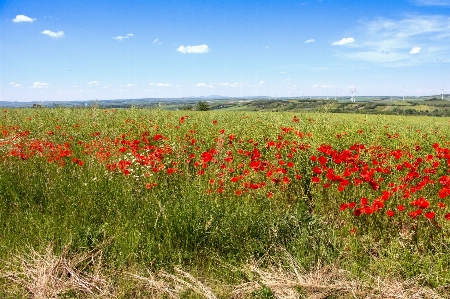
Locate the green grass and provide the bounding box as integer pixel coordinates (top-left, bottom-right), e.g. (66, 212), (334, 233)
(1, 108), (450, 297)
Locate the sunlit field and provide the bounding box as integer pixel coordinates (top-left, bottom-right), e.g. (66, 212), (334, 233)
(1, 107), (450, 298)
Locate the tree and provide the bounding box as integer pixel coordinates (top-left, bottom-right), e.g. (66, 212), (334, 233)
(196, 101), (210, 111)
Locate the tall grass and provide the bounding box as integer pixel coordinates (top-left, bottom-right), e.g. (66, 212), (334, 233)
(1, 107), (450, 297)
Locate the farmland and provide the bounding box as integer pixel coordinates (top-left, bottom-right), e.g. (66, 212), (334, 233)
(1, 107), (450, 298)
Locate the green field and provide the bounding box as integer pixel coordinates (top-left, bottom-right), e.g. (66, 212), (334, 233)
(1, 107), (450, 298)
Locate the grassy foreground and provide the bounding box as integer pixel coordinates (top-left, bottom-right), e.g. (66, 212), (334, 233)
(1, 107), (450, 298)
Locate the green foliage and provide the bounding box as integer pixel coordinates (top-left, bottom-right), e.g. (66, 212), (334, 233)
(196, 101), (210, 111)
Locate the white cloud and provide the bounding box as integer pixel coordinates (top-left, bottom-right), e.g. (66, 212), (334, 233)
(126, 83), (137, 87)
(258, 81), (265, 85)
(335, 15), (450, 66)
(32, 82), (50, 88)
(9, 82), (21, 87)
(177, 44), (210, 54)
(195, 83), (208, 87)
(113, 33), (134, 41)
(87, 81), (100, 86)
(305, 39), (315, 43)
(410, 46), (421, 54)
(149, 83), (172, 87)
(42, 30), (64, 38)
(412, 0), (450, 6)
(13, 15), (35, 23)
(153, 39), (161, 44)
(311, 84), (318, 88)
(332, 37), (355, 46)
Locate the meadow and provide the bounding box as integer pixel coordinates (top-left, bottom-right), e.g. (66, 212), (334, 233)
(1, 107), (450, 298)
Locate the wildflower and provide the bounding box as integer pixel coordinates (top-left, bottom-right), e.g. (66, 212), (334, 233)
(312, 177), (320, 183)
(424, 212), (435, 220)
(387, 210), (395, 217)
(340, 203), (348, 211)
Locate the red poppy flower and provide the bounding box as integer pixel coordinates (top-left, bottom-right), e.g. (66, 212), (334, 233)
(387, 210), (395, 217)
(425, 212), (435, 220)
(340, 203), (348, 211)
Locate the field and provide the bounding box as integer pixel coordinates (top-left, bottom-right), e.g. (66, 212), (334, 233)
(1, 107), (450, 298)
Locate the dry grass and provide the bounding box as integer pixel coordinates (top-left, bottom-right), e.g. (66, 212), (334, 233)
(128, 267), (217, 299)
(1, 245), (446, 299)
(1, 243), (114, 299)
(231, 250), (446, 299)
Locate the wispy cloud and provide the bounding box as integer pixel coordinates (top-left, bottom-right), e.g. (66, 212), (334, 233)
(332, 37), (355, 45)
(195, 82), (247, 88)
(177, 45), (210, 54)
(32, 82), (50, 88)
(335, 15), (450, 66)
(13, 15), (36, 23)
(258, 81), (265, 85)
(42, 30), (64, 38)
(150, 83), (172, 87)
(411, 0), (450, 6)
(305, 39), (315, 43)
(87, 81), (100, 86)
(126, 83), (137, 87)
(195, 83), (209, 87)
(153, 38), (161, 44)
(410, 47), (422, 54)
(113, 33), (134, 41)
(9, 82), (21, 87)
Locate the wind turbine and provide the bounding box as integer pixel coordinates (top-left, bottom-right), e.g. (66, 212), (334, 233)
(350, 87), (356, 102)
(402, 86), (405, 101)
(442, 87), (445, 101)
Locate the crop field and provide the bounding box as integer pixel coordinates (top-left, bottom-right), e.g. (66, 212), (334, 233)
(1, 107), (450, 298)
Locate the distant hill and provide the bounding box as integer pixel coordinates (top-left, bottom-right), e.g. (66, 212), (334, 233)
(1, 96), (450, 116)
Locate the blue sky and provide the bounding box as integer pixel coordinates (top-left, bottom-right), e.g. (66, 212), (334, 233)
(1, 0), (450, 101)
